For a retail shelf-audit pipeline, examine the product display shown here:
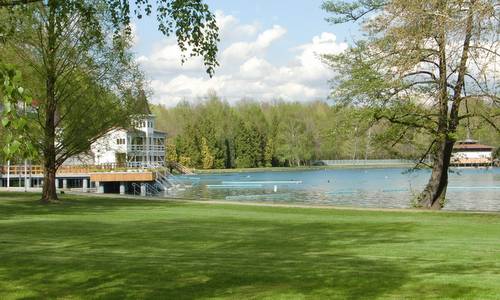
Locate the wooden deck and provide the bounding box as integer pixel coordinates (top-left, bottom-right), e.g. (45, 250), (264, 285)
(90, 172), (155, 182)
(0, 165), (156, 183)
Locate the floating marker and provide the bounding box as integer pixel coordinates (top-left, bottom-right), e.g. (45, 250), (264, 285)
(382, 188), (408, 192)
(448, 186), (500, 190)
(326, 190), (357, 195)
(225, 193), (292, 201)
(222, 180), (302, 185)
(207, 184), (263, 189)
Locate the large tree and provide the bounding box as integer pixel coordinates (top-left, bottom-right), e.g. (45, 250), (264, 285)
(1, 0), (219, 203)
(323, 0), (499, 209)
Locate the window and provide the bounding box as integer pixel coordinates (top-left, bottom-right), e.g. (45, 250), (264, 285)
(116, 138), (125, 145)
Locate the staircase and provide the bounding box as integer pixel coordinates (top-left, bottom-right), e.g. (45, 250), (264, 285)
(167, 161), (195, 175)
(153, 168), (188, 195)
(129, 162), (193, 196)
(132, 182), (163, 196)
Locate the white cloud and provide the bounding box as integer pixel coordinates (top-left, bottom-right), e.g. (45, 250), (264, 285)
(222, 25), (287, 63)
(136, 12), (348, 106)
(215, 10), (259, 40)
(239, 57), (274, 79)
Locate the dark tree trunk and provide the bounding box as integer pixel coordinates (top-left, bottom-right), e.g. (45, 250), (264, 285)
(40, 69), (58, 203)
(417, 138), (454, 209)
(40, 0), (58, 203)
(41, 156), (58, 203)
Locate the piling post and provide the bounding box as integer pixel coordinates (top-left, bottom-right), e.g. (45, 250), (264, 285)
(120, 182), (125, 195)
(82, 179), (88, 193)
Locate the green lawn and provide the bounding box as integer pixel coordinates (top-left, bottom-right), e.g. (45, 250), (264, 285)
(0, 192), (499, 299)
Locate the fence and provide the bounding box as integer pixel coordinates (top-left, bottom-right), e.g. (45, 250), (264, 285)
(319, 159), (417, 166)
(0, 163), (143, 176)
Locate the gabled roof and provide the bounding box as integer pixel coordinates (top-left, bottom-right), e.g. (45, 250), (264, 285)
(453, 140), (494, 151)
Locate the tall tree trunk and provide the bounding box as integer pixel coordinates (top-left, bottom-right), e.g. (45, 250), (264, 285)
(417, 137), (454, 209)
(41, 0), (58, 203)
(418, 0), (474, 210)
(41, 91), (58, 203)
(416, 4), (453, 210)
(41, 150), (57, 203)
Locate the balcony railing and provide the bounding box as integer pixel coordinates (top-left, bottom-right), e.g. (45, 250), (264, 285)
(129, 145), (165, 152)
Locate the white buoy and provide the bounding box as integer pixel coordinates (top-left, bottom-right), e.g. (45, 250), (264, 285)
(274, 185), (278, 193)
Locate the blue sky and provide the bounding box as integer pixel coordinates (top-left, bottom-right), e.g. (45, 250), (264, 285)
(132, 0), (360, 106)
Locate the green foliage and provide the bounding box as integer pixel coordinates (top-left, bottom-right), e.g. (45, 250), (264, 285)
(322, 0), (500, 174)
(234, 120), (261, 168)
(0, 0), (219, 76)
(200, 137), (214, 169)
(107, 0), (219, 76)
(322, 0), (387, 23)
(0, 64), (37, 161)
(151, 96), (481, 170)
(263, 137), (275, 167)
(0, 3), (146, 168)
(166, 141), (178, 162)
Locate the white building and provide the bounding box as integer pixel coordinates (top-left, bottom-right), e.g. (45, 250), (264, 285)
(451, 139), (494, 166)
(91, 114), (166, 167)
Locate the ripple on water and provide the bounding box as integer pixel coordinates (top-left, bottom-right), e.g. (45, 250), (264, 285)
(170, 167), (500, 211)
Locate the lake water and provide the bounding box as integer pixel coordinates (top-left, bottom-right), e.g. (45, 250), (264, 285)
(169, 167), (500, 211)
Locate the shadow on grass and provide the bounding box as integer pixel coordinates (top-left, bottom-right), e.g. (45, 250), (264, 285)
(0, 192), (494, 299)
(0, 192), (186, 218)
(0, 219), (408, 299)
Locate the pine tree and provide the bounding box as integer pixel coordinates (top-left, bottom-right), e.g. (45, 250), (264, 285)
(200, 137), (214, 169)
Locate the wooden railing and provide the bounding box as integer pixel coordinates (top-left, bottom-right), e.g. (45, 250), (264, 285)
(167, 161), (195, 175)
(0, 163), (143, 176)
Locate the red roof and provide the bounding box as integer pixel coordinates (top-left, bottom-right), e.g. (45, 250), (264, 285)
(453, 143), (494, 151)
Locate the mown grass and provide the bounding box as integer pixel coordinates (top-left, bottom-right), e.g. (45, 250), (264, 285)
(0, 192), (499, 299)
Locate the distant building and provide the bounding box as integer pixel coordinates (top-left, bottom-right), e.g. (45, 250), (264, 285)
(451, 139), (494, 166)
(90, 114), (166, 167)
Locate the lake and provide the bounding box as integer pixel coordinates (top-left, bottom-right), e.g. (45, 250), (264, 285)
(169, 167), (500, 211)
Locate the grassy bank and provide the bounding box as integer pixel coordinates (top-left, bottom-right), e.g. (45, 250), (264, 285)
(0, 192), (499, 299)
(194, 163), (415, 174)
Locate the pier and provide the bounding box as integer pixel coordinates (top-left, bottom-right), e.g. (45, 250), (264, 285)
(0, 164), (189, 196)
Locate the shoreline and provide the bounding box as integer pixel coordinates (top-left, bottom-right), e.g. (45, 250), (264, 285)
(192, 164), (498, 174)
(2, 190), (497, 215)
(193, 164), (416, 174)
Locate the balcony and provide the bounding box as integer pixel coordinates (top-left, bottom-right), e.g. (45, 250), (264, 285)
(128, 145), (165, 152)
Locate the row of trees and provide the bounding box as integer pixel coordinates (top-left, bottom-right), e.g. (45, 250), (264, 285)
(152, 95), (498, 170)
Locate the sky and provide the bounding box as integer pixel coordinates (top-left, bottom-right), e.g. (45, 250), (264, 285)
(131, 0), (360, 107)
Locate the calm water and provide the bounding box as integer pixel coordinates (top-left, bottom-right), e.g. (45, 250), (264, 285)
(170, 167), (500, 211)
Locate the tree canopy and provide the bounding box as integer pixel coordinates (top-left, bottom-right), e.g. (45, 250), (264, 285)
(0, 0), (220, 202)
(151, 95), (497, 170)
(322, 0), (499, 208)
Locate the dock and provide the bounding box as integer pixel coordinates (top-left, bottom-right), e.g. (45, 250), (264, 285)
(0, 164), (187, 196)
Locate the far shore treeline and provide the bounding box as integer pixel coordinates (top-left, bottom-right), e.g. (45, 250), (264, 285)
(152, 94), (499, 170)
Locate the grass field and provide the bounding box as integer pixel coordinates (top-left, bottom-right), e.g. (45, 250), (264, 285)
(0, 192), (499, 299)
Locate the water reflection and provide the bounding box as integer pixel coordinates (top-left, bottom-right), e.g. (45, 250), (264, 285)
(169, 167), (500, 212)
